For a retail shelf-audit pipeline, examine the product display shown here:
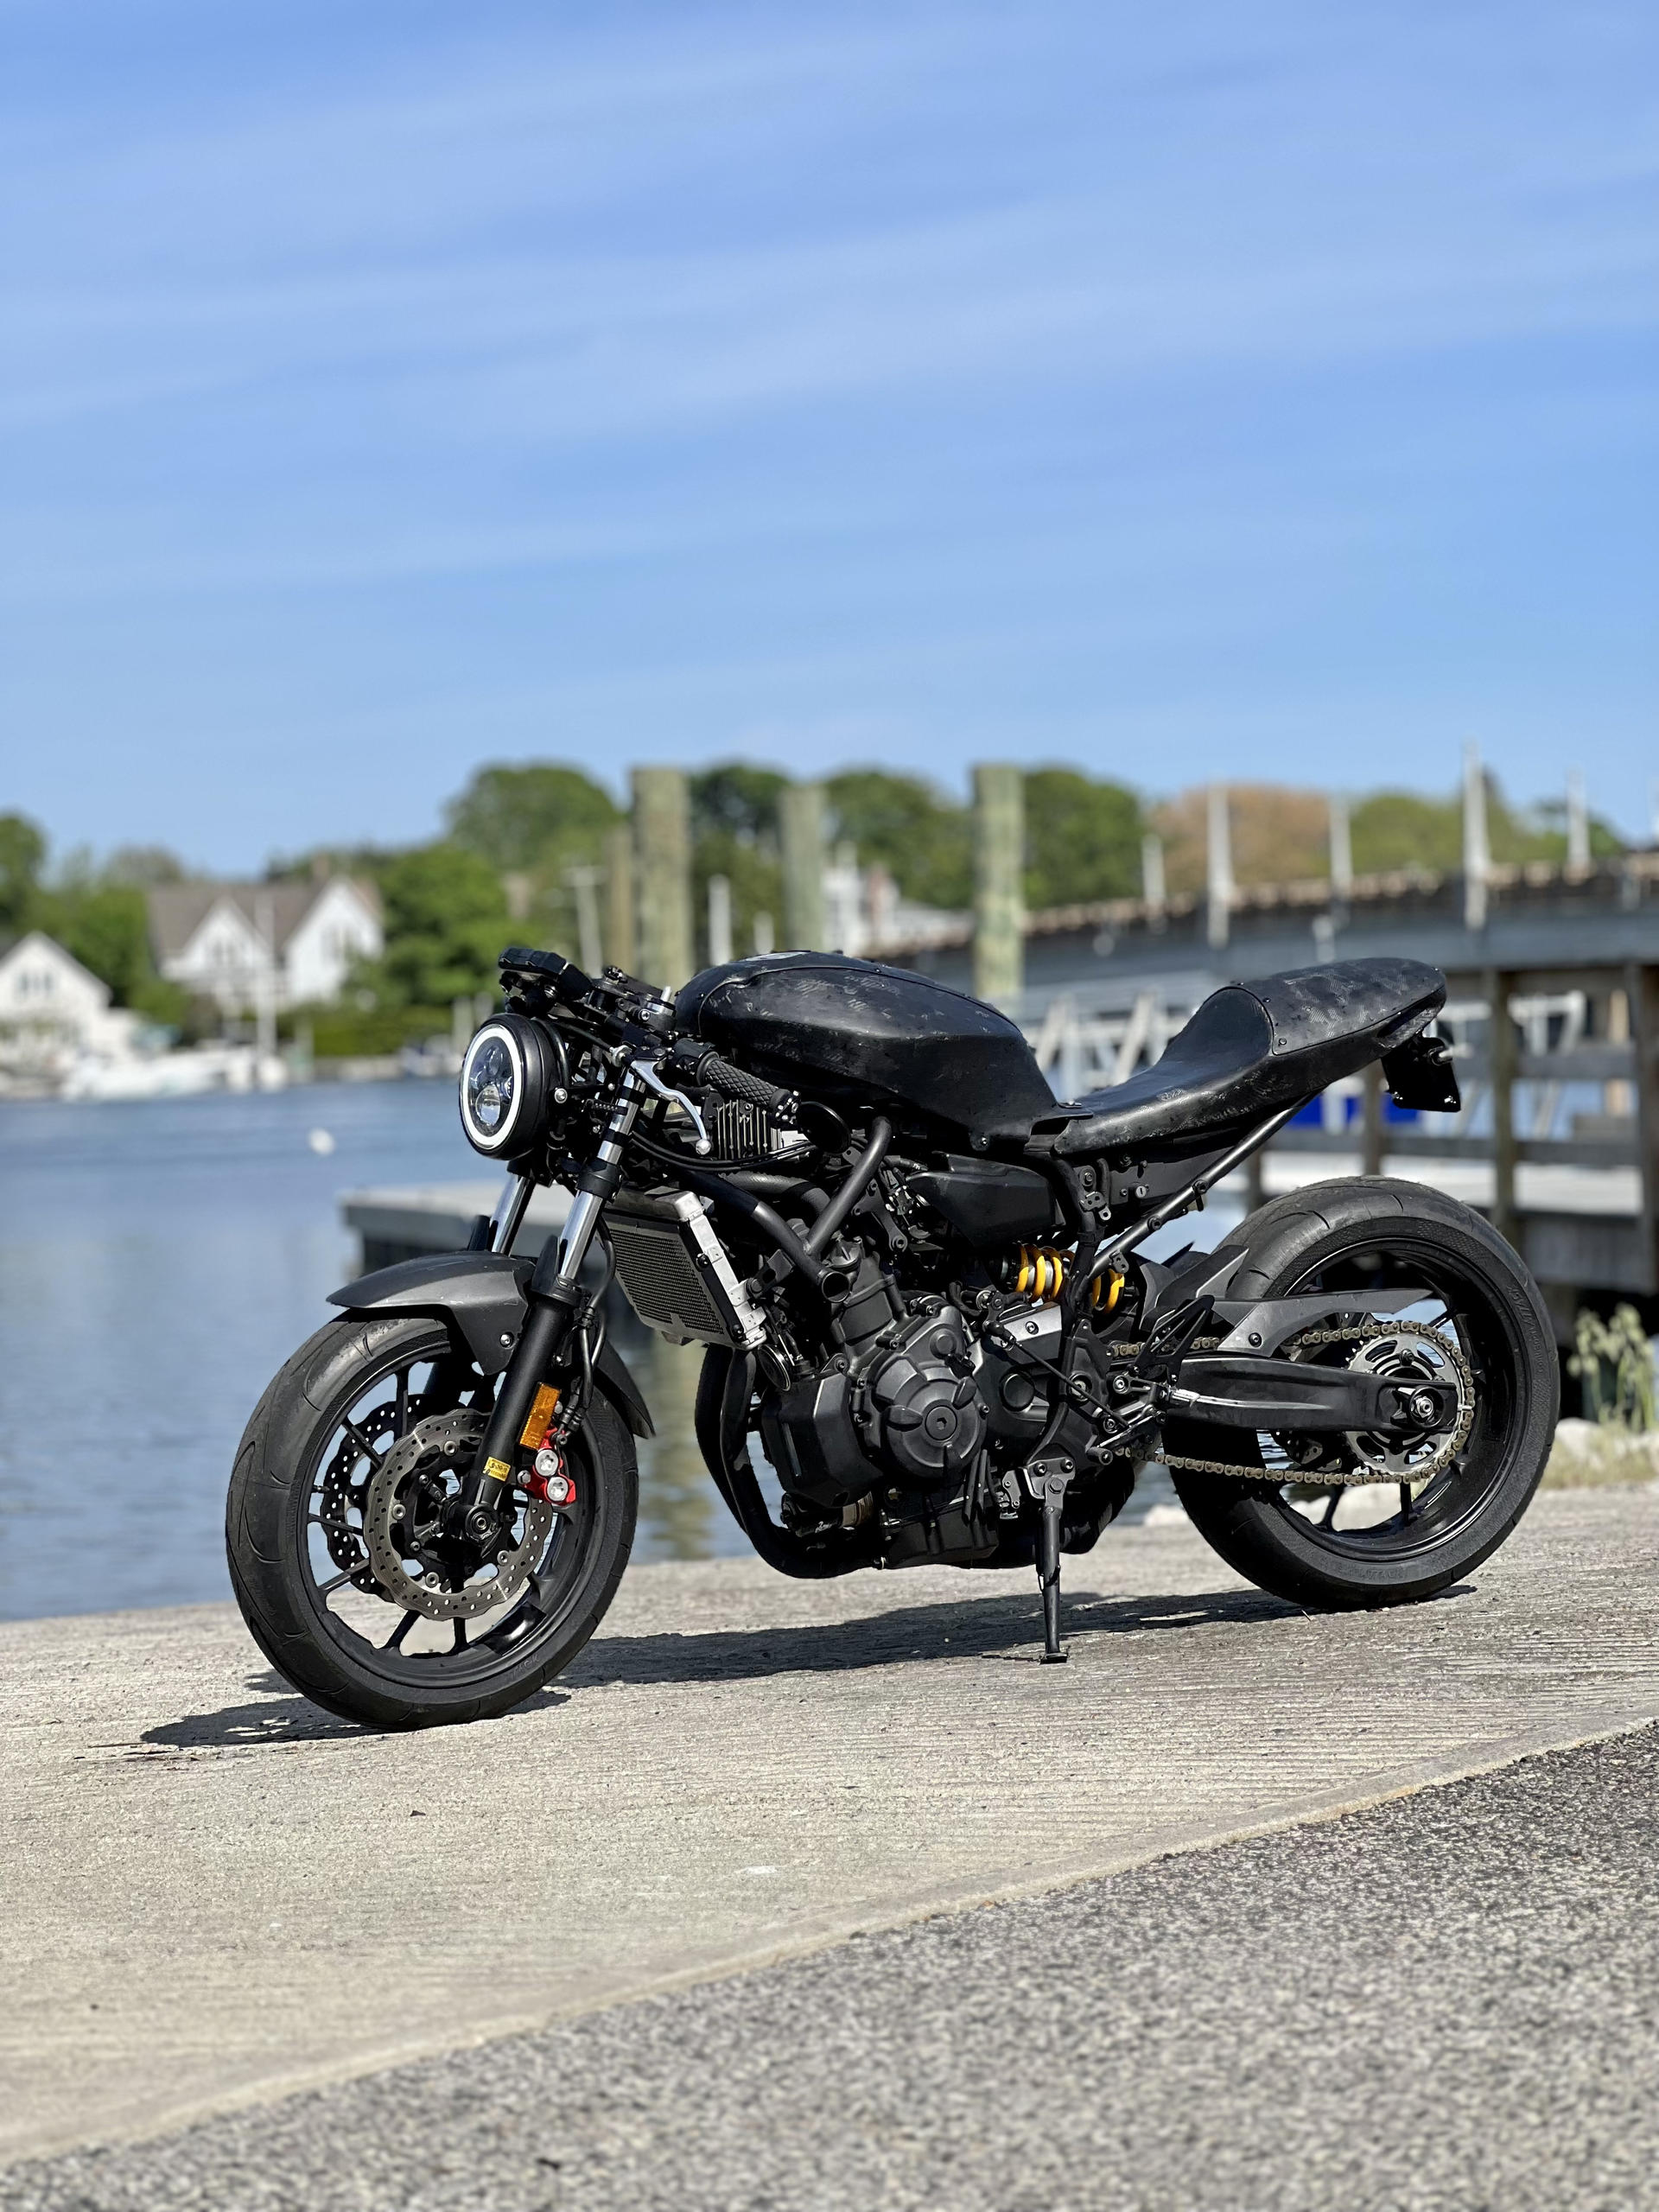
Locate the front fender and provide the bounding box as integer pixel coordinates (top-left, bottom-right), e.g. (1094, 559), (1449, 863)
(329, 1252), (531, 1371)
(327, 1252), (653, 1438)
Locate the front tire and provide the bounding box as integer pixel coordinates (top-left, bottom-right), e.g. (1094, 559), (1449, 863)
(1166, 1179), (1557, 1610)
(226, 1314), (637, 1728)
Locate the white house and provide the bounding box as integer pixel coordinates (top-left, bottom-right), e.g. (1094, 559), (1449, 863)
(820, 853), (966, 958)
(149, 876), (382, 1014)
(0, 931), (142, 1076)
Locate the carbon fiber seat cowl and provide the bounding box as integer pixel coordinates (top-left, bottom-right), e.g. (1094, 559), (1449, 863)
(1021, 957), (1446, 1163)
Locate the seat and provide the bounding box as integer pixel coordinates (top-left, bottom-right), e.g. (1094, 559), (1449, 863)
(1021, 957), (1446, 1161)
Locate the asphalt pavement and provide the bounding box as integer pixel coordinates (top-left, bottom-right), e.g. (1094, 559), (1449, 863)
(7, 1721), (1656, 2212)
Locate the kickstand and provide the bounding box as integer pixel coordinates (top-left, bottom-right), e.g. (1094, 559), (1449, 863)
(1031, 1458), (1074, 1664)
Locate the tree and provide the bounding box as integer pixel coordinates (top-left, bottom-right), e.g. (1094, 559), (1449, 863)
(365, 844), (512, 1009)
(35, 884), (155, 1005)
(1348, 791), (1463, 876)
(264, 843), (404, 885)
(1023, 770), (1143, 906)
(1349, 778), (1611, 877)
(444, 762), (622, 962)
(1530, 800), (1624, 861)
(691, 829), (784, 964)
(0, 812), (45, 937)
(689, 764), (786, 963)
(824, 771), (973, 910)
(0, 814), (188, 1015)
(1142, 773), (1623, 895)
(1153, 785), (1337, 895)
(690, 765), (787, 846)
(445, 762), (620, 874)
(103, 846), (188, 887)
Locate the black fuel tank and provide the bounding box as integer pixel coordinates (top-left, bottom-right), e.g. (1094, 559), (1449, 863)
(673, 954), (1054, 1143)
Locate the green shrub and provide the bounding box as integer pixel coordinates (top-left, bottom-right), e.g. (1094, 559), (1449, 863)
(292, 1002), (454, 1058)
(1567, 1305), (1657, 1431)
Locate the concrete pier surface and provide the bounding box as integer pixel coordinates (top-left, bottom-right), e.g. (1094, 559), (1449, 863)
(3, 1489), (1656, 2180)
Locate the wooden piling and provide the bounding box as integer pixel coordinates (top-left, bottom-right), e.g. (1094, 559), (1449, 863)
(565, 866), (604, 976)
(779, 783), (826, 951)
(1141, 833), (1166, 931)
(1627, 963), (1659, 1293)
(1486, 968), (1518, 1247)
(631, 768), (694, 990)
(1243, 1145), (1265, 1216)
(1464, 745), (1491, 933)
(1205, 785), (1233, 952)
(604, 823), (636, 976)
(973, 765), (1025, 1007)
(1361, 1059), (1384, 1178)
(707, 874), (734, 969)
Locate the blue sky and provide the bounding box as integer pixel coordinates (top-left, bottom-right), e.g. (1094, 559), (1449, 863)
(2, 0), (1654, 871)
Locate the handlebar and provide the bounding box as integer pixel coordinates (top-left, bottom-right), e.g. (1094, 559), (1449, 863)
(498, 946), (674, 1046)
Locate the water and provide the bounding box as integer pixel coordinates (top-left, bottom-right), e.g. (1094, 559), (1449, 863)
(0, 1084), (744, 1623)
(0, 1084), (1228, 1623)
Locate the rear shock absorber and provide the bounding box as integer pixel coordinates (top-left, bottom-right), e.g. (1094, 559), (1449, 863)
(1001, 1245), (1122, 1310)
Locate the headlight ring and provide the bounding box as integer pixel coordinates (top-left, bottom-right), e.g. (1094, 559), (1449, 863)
(459, 1015), (563, 1158)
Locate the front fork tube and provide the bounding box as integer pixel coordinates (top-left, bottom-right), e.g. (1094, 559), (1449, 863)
(459, 1077), (642, 1531)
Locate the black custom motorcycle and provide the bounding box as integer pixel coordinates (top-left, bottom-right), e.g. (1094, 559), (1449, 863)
(228, 946), (1557, 1727)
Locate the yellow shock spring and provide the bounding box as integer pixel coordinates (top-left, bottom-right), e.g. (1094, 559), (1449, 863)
(1012, 1247), (1122, 1310)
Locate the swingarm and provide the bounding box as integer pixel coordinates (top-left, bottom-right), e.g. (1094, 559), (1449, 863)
(1165, 1355), (1457, 1434)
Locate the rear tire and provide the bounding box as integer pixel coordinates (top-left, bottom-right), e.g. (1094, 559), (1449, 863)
(226, 1314), (637, 1728)
(1166, 1179), (1557, 1610)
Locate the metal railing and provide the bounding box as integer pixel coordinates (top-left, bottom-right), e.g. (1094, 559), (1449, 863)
(1022, 962), (1659, 1294)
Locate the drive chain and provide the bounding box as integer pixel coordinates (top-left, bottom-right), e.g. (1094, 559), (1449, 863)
(1096, 1322), (1477, 1487)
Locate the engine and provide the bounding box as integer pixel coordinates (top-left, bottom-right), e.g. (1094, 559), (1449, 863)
(604, 1134), (1138, 1569)
(757, 1294), (991, 1514)
(752, 1249), (1133, 1570)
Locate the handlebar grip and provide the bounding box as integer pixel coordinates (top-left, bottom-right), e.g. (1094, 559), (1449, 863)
(699, 1052), (792, 1114)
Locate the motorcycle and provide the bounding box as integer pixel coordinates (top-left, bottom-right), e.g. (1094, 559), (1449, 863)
(227, 946), (1557, 1728)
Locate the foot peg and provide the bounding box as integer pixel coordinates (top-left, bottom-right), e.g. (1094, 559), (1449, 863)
(1027, 1457), (1075, 1663)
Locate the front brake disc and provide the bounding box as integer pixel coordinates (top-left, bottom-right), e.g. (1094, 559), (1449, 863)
(320, 1406), (401, 1592)
(364, 1408), (553, 1619)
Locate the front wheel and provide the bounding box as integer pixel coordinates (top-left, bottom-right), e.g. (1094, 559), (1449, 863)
(226, 1314), (637, 1728)
(1164, 1178), (1557, 1611)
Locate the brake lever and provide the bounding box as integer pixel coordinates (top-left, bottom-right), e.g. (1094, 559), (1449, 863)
(631, 1057), (714, 1155)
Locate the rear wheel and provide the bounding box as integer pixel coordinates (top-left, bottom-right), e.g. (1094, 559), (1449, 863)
(226, 1315), (637, 1728)
(1165, 1179), (1557, 1609)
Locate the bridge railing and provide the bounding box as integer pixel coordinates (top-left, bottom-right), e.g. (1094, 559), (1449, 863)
(1023, 962), (1659, 1298)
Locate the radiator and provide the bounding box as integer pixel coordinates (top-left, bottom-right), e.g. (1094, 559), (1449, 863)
(605, 1187), (767, 1350)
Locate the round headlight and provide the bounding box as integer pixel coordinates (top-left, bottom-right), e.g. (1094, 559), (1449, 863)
(459, 1015), (551, 1157)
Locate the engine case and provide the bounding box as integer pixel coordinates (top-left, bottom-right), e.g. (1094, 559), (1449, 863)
(758, 1371), (874, 1512)
(855, 1306), (988, 1485)
(758, 1300), (994, 1515)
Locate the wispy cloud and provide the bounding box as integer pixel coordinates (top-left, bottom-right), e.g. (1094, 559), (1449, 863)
(0, 0), (1654, 861)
